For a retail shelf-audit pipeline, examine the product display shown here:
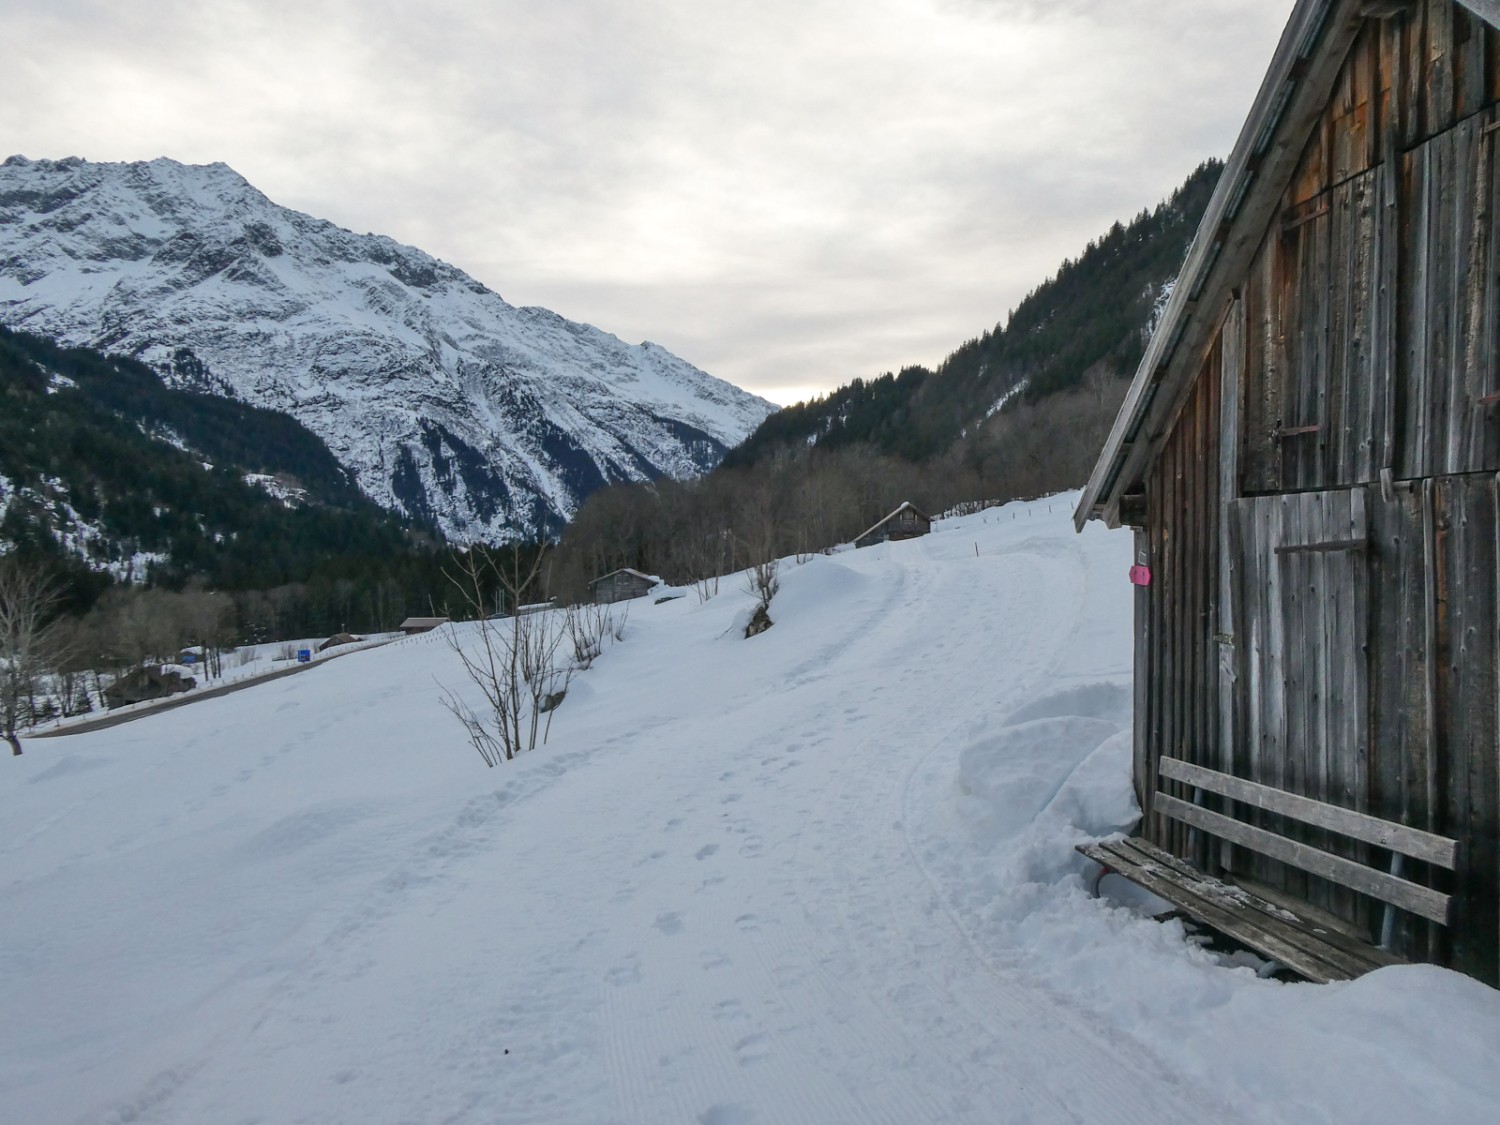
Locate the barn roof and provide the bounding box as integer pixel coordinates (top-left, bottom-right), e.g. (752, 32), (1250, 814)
(398, 616), (449, 628)
(854, 501), (932, 543)
(1074, 0), (1500, 532)
(588, 568), (658, 587)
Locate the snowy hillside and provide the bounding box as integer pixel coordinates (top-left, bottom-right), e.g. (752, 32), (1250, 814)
(2, 499), (1496, 1123)
(0, 155), (777, 542)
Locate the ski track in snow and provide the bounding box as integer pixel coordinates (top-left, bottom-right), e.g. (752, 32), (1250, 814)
(2, 497), (1496, 1124)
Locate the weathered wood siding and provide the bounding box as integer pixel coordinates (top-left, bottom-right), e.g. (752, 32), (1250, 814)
(1139, 0), (1500, 984)
(1143, 347), (1223, 864)
(1224, 489), (1373, 927)
(593, 572), (654, 605)
(1242, 7), (1500, 494)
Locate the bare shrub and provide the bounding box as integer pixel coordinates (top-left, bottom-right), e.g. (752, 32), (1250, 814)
(743, 558), (779, 639)
(565, 601), (626, 670)
(439, 549), (573, 768)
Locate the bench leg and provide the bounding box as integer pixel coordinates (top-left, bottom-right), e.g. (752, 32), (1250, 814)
(1086, 861), (1111, 898)
(1379, 854), (1403, 951)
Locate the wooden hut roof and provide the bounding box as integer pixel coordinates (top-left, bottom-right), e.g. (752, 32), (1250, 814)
(1074, 0), (1500, 532)
(854, 501), (932, 543)
(398, 616), (449, 629)
(588, 568), (657, 587)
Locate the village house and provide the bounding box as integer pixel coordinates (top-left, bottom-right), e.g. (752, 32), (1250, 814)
(397, 616), (449, 635)
(853, 502), (933, 549)
(589, 569), (658, 606)
(1076, 0), (1500, 985)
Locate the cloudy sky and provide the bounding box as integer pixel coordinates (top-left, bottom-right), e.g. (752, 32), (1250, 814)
(5, 0), (1294, 405)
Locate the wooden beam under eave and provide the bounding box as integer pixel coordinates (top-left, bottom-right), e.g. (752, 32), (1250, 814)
(1359, 0), (1415, 17)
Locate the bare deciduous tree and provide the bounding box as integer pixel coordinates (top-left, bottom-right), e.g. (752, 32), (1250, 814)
(0, 559), (65, 756)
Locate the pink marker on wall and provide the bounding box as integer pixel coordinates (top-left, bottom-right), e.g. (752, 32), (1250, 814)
(1129, 564), (1152, 587)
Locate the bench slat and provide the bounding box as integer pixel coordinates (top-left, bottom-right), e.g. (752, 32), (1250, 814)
(1101, 838), (1404, 972)
(1154, 793), (1453, 924)
(1080, 838), (1398, 982)
(1158, 757), (1458, 868)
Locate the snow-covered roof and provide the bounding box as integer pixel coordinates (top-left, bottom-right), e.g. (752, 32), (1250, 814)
(854, 501), (932, 543)
(589, 568), (658, 586)
(1076, 0), (1500, 530)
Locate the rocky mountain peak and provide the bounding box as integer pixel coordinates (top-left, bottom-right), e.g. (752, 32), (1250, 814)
(0, 156), (775, 542)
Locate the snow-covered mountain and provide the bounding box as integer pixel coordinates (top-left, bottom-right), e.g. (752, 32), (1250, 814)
(0, 155), (777, 542)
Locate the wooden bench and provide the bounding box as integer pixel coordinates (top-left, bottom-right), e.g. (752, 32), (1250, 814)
(1077, 756), (1460, 983)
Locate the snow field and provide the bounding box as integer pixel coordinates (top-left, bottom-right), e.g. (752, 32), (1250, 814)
(1, 493), (1496, 1124)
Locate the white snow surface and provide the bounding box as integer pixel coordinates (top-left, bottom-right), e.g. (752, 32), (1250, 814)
(0, 155), (777, 542)
(2, 497), (1496, 1124)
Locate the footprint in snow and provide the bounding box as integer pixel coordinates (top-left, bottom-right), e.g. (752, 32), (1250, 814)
(654, 912), (684, 935)
(606, 959), (641, 986)
(733, 1033), (770, 1067)
(713, 1000), (748, 1023)
(700, 1105), (755, 1125)
(695, 844), (719, 860)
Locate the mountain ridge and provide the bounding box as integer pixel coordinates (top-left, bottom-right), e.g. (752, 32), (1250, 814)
(0, 155), (776, 543)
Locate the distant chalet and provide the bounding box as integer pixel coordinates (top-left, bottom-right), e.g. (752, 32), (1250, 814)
(589, 569), (658, 605)
(1077, 0), (1500, 986)
(854, 502), (932, 549)
(398, 616), (449, 635)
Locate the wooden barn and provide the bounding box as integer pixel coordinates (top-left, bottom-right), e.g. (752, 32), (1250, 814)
(398, 616), (449, 635)
(1076, 0), (1500, 985)
(854, 502), (933, 549)
(589, 568), (658, 605)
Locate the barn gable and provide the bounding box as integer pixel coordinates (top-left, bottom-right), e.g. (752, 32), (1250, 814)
(1077, 0), (1500, 985)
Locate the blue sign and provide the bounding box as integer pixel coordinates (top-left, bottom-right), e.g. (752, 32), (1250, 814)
(297, 648), (312, 663)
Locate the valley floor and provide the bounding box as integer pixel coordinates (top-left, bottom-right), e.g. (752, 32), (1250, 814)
(2, 495), (1496, 1124)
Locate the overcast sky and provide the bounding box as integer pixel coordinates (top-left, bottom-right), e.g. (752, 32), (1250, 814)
(4, 0), (1294, 405)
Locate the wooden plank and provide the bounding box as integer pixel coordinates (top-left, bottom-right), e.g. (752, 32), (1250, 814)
(1343, 488), (1374, 922)
(1154, 792), (1454, 923)
(1158, 756), (1459, 866)
(1109, 837), (1408, 973)
(1080, 840), (1350, 984)
(1282, 495), (1313, 903)
(1274, 538), (1370, 553)
(1133, 528), (1152, 824)
(1421, 478), (1445, 963)
(1218, 301), (1245, 878)
(1428, 0), (1456, 136)
(1454, 3), (1488, 118)
(1493, 474), (1500, 985)
(1079, 838), (1399, 982)
(1399, 143), (1433, 478)
(1446, 473), (1500, 984)
(1377, 109), (1399, 476)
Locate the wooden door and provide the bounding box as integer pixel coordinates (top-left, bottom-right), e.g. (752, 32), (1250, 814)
(1225, 488), (1372, 915)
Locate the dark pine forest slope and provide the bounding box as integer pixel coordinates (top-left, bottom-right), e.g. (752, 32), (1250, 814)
(0, 327), (449, 625)
(724, 159), (1223, 469)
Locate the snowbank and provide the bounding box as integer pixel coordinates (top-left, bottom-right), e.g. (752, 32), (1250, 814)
(1, 494), (1495, 1124)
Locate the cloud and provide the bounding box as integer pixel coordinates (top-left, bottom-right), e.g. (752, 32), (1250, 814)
(1, 0), (1295, 404)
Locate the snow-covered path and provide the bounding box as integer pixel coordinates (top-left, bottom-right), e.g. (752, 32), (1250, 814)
(3, 497), (1496, 1124)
